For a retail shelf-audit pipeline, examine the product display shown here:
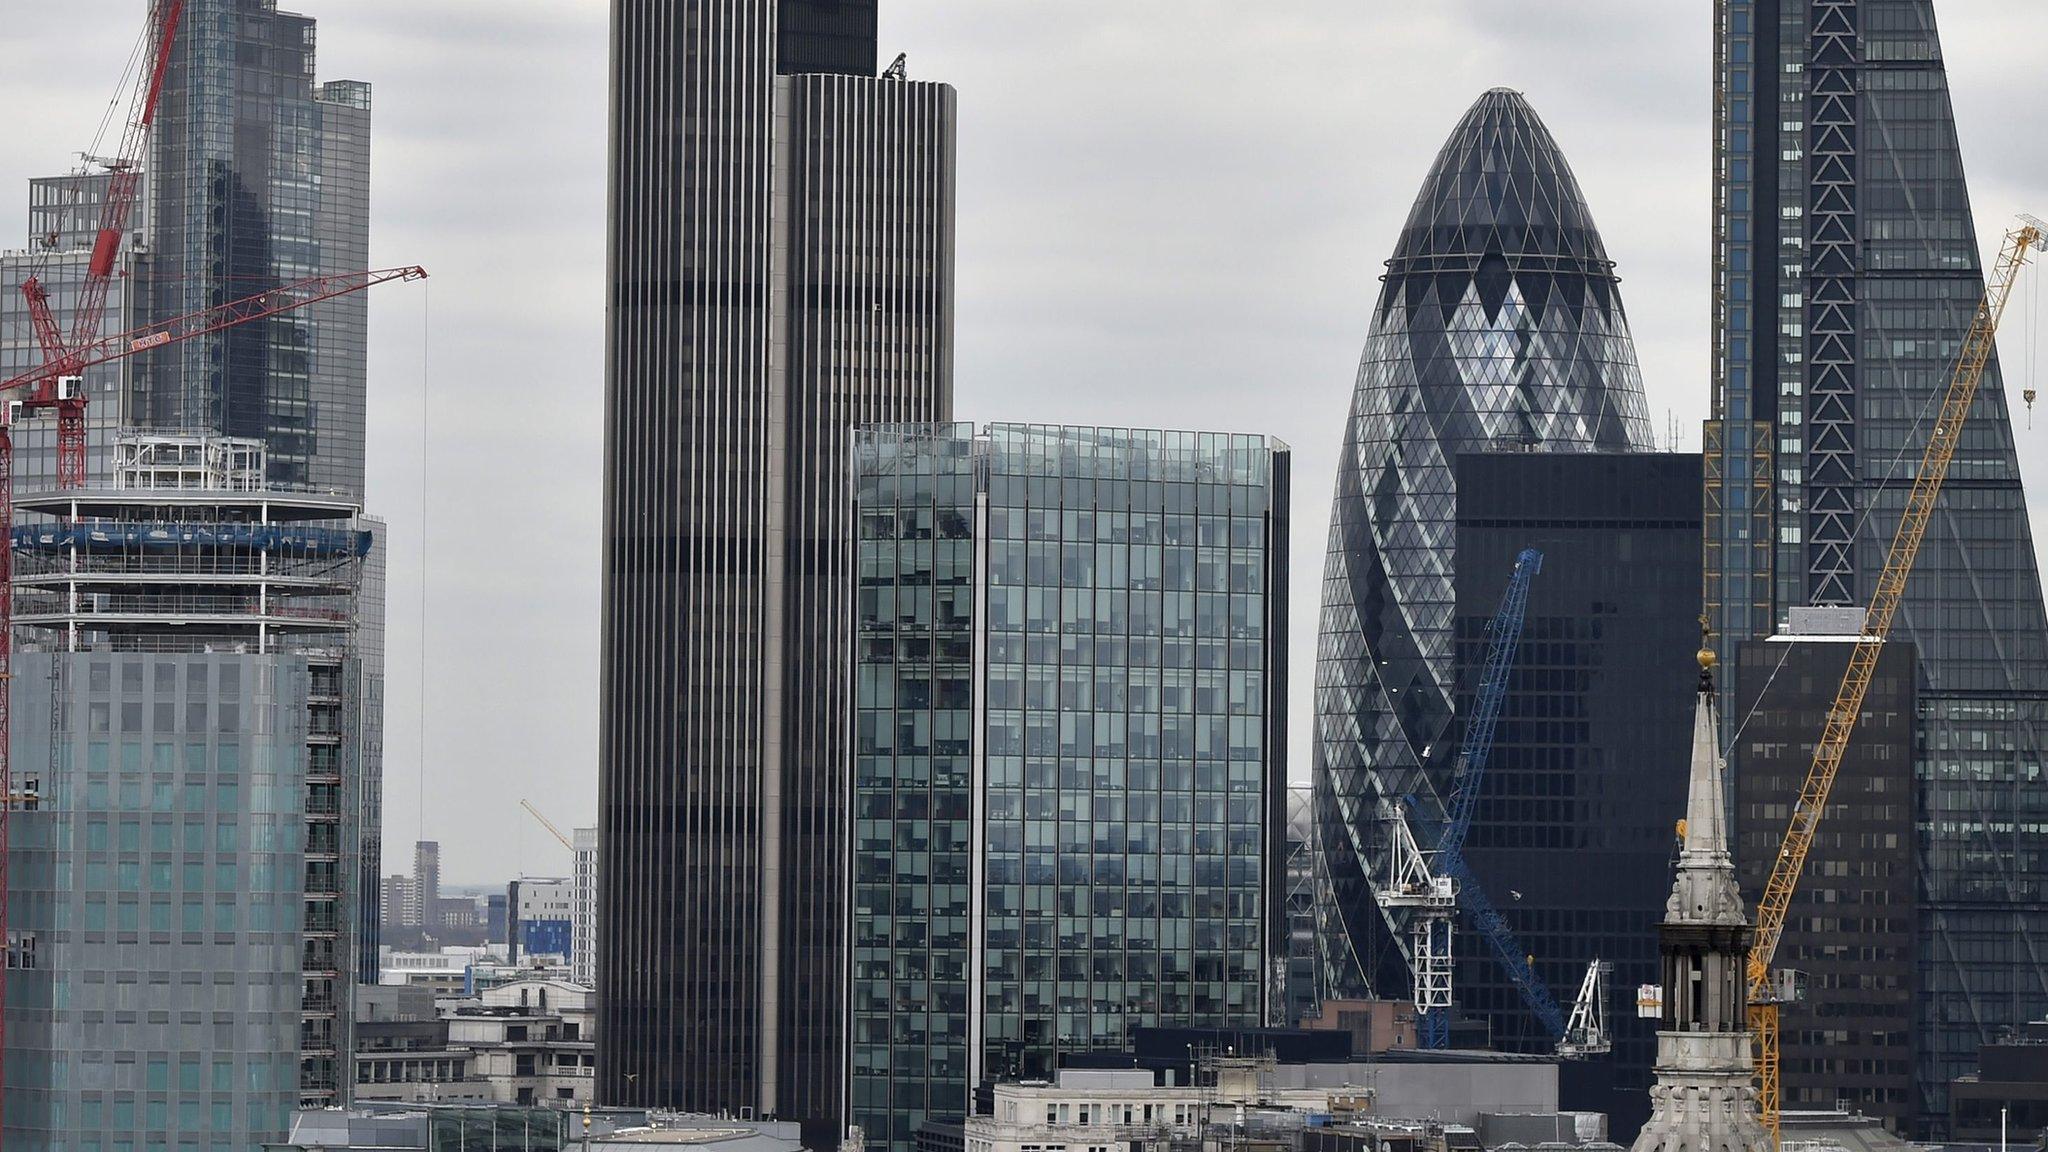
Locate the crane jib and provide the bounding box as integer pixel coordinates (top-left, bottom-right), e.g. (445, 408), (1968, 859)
(1746, 219), (2047, 1147)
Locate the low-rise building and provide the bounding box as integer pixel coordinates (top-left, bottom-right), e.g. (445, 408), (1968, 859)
(378, 944), (495, 995)
(471, 957), (574, 993)
(1948, 1022), (2048, 1144)
(349, 977), (595, 1108)
(354, 986), (482, 1105)
(958, 1055), (1584, 1152)
(449, 980), (596, 1107)
(268, 1105), (803, 1152)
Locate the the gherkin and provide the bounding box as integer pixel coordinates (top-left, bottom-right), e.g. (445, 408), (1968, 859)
(1313, 88), (1656, 995)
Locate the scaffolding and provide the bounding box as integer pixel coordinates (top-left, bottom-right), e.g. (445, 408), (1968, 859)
(111, 431), (266, 492)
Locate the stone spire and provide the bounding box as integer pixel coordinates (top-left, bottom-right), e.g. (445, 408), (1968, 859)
(1629, 643), (1772, 1152)
(1666, 648), (1747, 928)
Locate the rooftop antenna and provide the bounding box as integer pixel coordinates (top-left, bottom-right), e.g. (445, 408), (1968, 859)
(882, 52), (907, 81)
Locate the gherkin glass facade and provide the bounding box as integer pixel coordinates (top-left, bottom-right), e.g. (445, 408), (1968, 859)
(1313, 89), (1656, 997)
(1712, 1), (2048, 1132)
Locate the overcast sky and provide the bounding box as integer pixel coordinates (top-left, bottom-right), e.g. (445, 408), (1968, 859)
(7, 2), (2048, 885)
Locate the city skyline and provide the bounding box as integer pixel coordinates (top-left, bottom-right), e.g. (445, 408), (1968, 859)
(7, 3), (2048, 891)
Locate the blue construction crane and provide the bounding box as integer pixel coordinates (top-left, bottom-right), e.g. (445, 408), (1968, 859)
(1417, 546), (1566, 1048)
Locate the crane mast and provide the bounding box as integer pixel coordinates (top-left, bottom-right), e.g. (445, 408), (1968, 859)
(1746, 217), (2048, 1145)
(3, 8), (186, 1128)
(1383, 548), (1575, 1049)
(20, 0), (187, 490)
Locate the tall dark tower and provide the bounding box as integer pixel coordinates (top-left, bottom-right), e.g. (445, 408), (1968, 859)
(600, 0), (955, 1139)
(1708, 2), (2048, 1129)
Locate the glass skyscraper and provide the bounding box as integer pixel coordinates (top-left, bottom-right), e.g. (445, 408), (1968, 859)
(600, 0), (956, 1137)
(2, 175), (140, 494)
(1711, 2), (2048, 1130)
(146, 0), (374, 497)
(1313, 88), (1656, 1001)
(850, 424), (1290, 1152)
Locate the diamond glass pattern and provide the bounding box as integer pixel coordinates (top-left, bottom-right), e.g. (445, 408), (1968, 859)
(1313, 89), (1656, 995)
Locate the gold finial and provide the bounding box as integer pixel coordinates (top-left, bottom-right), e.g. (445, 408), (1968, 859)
(1697, 616), (1717, 689)
(1697, 645), (1717, 671)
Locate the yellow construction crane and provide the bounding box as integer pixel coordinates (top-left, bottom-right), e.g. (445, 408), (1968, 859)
(520, 798), (576, 853)
(1746, 216), (2048, 1145)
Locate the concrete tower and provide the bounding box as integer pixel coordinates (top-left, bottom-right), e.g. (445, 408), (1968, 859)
(1630, 649), (1770, 1152)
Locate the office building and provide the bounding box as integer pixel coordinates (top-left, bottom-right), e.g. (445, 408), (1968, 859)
(1733, 618), (1917, 1130)
(486, 893), (508, 944)
(1449, 452), (1702, 1139)
(1947, 1020), (2048, 1143)
(1312, 88), (1656, 1005)
(601, 0), (957, 1136)
(507, 877), (573, 963)
(148, 0), (388, 981)
(0, 174), (140, 494)
(147, 0), (373, 496)
(1, 433), (378, 1147)
(353, 979), (596, 1108)
(4, 0), (390, 983)
(572, 827), (598, 988)
(849, 423), (1291, 1150)
(1709, 2), (2048, 1128)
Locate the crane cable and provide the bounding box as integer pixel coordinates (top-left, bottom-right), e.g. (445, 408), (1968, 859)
(27, 17), (155, 286)
(418, 278), (431, 853)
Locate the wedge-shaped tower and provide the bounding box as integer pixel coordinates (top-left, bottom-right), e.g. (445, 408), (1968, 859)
(1712, 2), (2048, 1128)
(1313, 88), (1657, 994)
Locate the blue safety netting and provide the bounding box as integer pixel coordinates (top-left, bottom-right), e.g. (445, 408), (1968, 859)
(12, 521), (373, 558)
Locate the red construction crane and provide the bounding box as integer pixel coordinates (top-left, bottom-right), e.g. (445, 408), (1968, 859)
(21, 0), (186, 490)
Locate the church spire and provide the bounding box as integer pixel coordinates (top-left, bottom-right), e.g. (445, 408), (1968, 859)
(1628, 640), (1772, 1152)
(1667, 643), (1746, 927)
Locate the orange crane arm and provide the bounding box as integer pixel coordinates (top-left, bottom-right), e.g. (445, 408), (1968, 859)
(521, 799), (577, 853)
(1744, 217), (2047, 1144)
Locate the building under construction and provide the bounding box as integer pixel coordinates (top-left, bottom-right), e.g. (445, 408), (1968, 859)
(2, 432), (379, 1149)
